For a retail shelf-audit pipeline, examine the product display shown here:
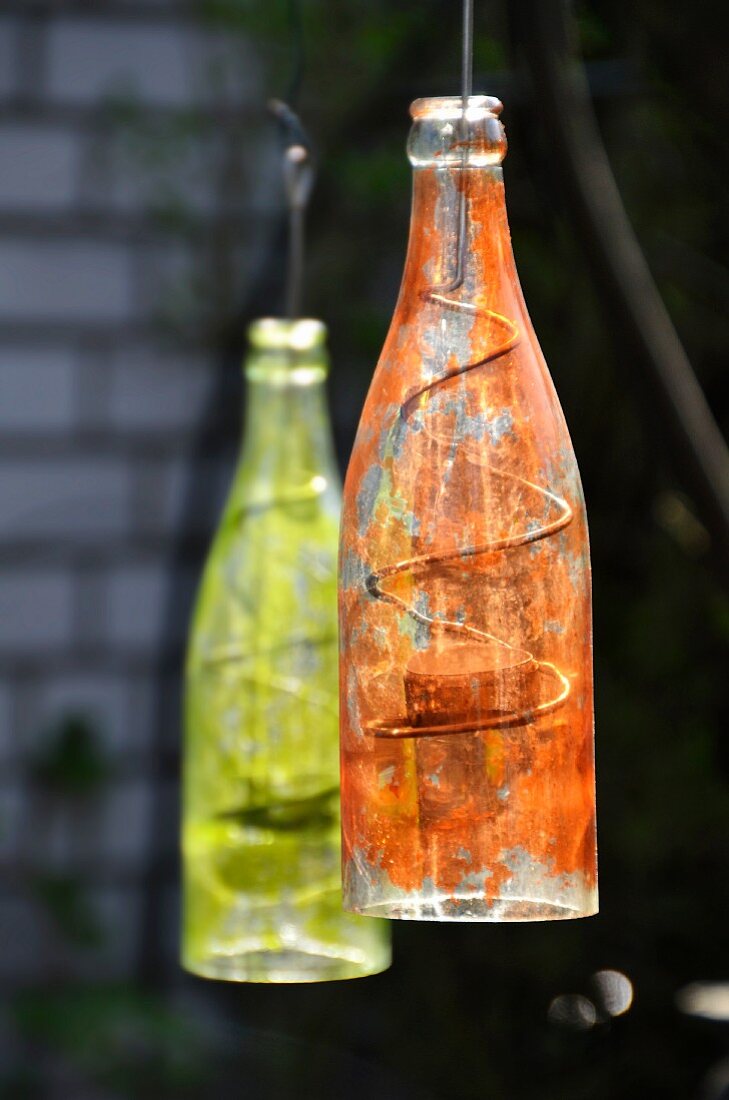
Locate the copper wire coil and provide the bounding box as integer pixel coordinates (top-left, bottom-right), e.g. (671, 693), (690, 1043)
(365, 658), (570, 739)
(363, 246), (573, 739)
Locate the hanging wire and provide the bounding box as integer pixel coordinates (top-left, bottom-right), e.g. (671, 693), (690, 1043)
(285, 0), (305, 107)
(462, 0), (474, 104)
(268, 100), (314, 319)
(446, 0), (474, 291)
(268, 0), (313, 319)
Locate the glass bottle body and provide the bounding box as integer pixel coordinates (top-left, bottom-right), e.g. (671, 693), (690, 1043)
(339, 98), (598, 921)
(183, 319), (390, 978)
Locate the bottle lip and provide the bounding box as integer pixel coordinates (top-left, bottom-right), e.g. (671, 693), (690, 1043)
(247, 317), (327, 351)
(410, 95), (503, 121)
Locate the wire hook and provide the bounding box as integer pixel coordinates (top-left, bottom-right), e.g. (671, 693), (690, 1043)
(268, 98), (315, 319)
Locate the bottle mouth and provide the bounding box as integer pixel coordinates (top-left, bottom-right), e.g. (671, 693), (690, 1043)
(248, 317), (327, 351)
(407, 95), (507, 168)
(410, 95), (503, 122)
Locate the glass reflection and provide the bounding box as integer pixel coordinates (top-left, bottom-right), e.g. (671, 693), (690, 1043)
(547, 993), (597, 1031)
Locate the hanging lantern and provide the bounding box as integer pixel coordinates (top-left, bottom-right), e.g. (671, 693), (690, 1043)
(182, 318), (391, 979)
(339, 95), (597, 921)
(181, 101), (390, 979)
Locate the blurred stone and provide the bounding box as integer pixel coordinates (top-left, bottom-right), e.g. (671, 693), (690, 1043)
(0, 125), (80, 209)
(0, 897), (47, 981)
(0, 460), (131, 541)
(0, 572), (74, 652)
(20, 674), (150, 761)
(0, 347), (76, 433)
(0, 240), (132, 323)
(108, 346), (215, 433)
(47, 20), (195, 108)
(26, 779), (153, 869)
(46, 19), (260, 109)
(0, 18), (19, 101)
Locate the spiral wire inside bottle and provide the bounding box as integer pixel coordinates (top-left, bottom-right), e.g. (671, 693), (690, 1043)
(363, 12), (572, 738)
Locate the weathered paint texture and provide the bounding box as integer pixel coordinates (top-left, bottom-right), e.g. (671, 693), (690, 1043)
(339, 98), (597, 921)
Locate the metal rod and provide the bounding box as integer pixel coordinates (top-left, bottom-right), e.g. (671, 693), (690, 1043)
(268, 101), (314, 320)
(452, 0), (474, 289)
(286, 199), (305, 319)
(462, 0), (474, 106)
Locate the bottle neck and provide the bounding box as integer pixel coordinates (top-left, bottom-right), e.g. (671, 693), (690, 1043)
(399, 165), (521, 317)
(232, 354), (339, 508)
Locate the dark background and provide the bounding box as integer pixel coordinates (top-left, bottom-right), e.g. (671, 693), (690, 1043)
(0, 2), (727, 1098)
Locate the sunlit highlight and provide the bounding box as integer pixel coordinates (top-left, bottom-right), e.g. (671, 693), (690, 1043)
(548, 994), (597, 1031)
(676, 982), (729, 1021)
(593, 969), (634, 1017)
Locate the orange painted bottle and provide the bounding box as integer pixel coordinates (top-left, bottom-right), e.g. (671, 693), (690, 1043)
(339, 96), (598, 921)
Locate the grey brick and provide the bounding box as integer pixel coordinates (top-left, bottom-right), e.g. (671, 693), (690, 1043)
(94, 120), (269, 220)
(127, 673), (157, 755)
(0, 571), (73, 651)
(161, 883), (181, 971)
(108, 346), (214, 432)
(126, 676), (163, 756)
(74, 568), (108, 652)
(47, 19), (196, 107)
(75, 344), (112, 431)
(98, 128), (219, 217)
(74, 886), (142, 979)
(13, 12), (45, 107)
(107, 563), (196, 652)
(46, 19), (260, 109)
(134, 240), (196, 327)
(20, 673), (152, 762)
(134, 455), (229, 537)
(0, 19), (18, 102)
(107, 564), (167, 650)
(0, 240), (132, 323)
(103, 780), (154, 865)
(194, 32), (261, 109)
(28, 778), (153, 868)
(159, 671), (183, 756)
(0, 459), (131, 540)
(153, 777), (179, 857)
(0, 681), (10, 764)
(0, 125), (80, 209)
(0, 898), (47, 981)
(0, 347), (76, 432)
(0, 784), (22, 861)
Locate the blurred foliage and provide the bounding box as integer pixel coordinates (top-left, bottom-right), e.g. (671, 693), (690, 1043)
(9, 987), (209, 1099)
(575, 5), (613, 58)
(32, 875), (103, 949)
(31, 715), (109, 797)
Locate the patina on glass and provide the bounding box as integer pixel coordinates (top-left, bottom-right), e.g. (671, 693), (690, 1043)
(182, 317), (391, 979)
(339, 97), (598, 921)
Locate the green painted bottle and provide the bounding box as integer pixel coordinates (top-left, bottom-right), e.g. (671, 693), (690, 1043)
(182, 317), (391, 981)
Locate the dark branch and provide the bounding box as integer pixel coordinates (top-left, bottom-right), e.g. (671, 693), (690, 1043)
(508, 0), (729, 571)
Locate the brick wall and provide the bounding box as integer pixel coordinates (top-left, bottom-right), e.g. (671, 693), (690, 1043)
(0, 2), (275, 986)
